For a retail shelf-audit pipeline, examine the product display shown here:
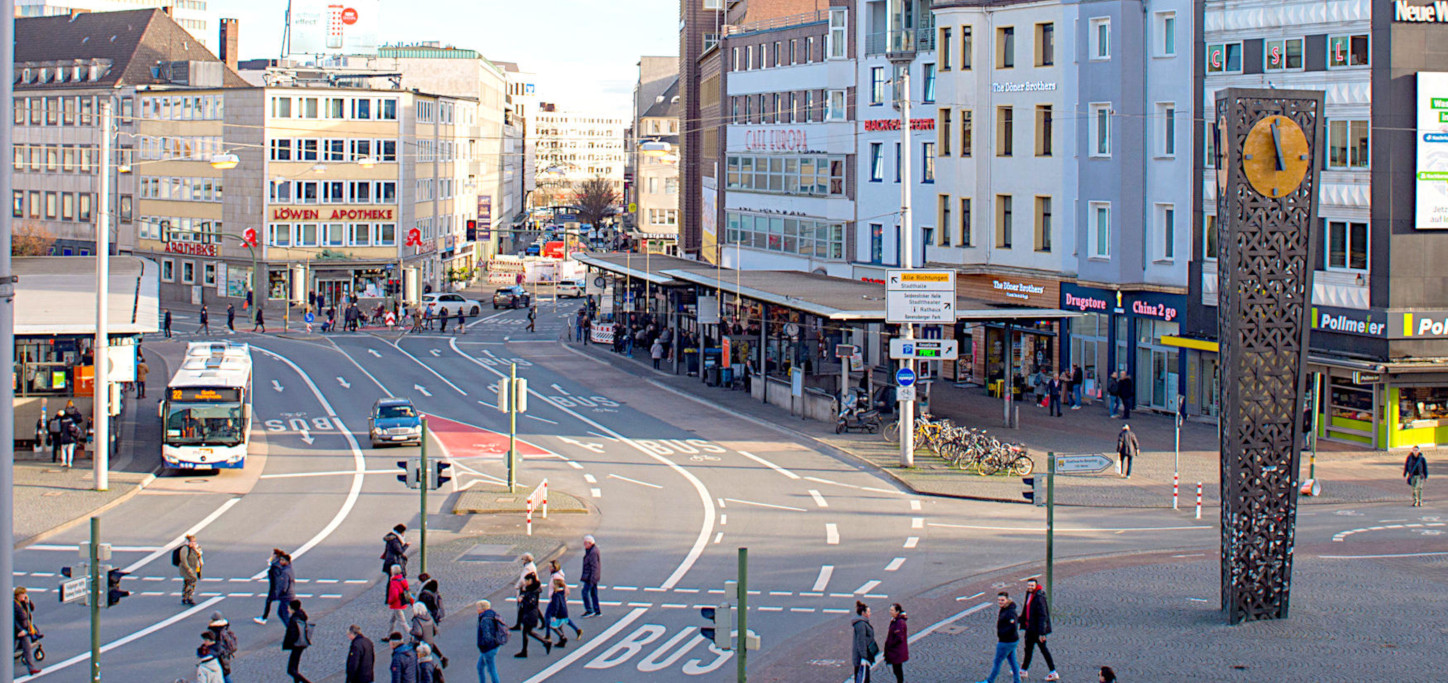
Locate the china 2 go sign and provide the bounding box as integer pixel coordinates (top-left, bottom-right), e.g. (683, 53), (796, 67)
(1416, 72), (1448, 229)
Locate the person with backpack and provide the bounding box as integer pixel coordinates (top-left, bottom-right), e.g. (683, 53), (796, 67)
(382, 525), (409, 577)
(47, 411), (62, 463)
(176, 534), (204, 606)
(282, 599), (313, 683)
(346, 624), (376, 683)
(386, 564), (412, 637)
(255, 548), (287, 625)
(416, 573), (445, 625)
(57, 408), (80, 468)
(417, 643), (442, 683)
(207, 611), (239, 683)
(475, 600), (506, 683)
(409, 602), (447, 669)
(197, 634), (225, 683)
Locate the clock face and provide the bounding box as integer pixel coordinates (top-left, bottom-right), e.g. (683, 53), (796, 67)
(1215, 113), (1229, 194)
(1242, 115), (1311, 198)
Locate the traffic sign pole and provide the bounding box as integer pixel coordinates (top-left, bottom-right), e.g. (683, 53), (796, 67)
(419, 416), (428, 575)
(89, 517), (100, 683)
(1045, 454), (1055, 607)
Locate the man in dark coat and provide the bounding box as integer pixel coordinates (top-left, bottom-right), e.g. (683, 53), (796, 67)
(1405, 445), (1430, 507)
(476, 599), (506, 683)
(1116, 425), (1139, 479)
(346, 624), (376, 683)
(1106, 372), (1121, 417)
(382, 524), (408, 576)
(1118, 372), (1135, 418)
(580, 535), (602, 617)
(978, 592), (1021, 683)
(388, 632), (418, 683)
(164, 309), (173, 338)
(226, 304), (236, 332)
(198, 305), (211, 335)
(1019, 579), (1058, 680)
(1047, 374), (1063, 417)
(1071, 364), (1084, 409)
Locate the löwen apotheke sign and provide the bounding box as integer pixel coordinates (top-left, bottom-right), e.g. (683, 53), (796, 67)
(270, 206), (396, 221)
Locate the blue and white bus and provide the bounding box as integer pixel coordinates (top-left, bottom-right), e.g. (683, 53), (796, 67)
(160, 342), (253, 470)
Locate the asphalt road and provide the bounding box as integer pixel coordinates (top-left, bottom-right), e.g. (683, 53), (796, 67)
(12, 302), (1444, 682)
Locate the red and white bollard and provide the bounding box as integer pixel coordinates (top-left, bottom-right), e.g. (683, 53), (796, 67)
(526, 499), (534, 536)
(1195, 482), (1203, 520)
(1173, 474), (1180, 510)
(542, 480), (549, 519)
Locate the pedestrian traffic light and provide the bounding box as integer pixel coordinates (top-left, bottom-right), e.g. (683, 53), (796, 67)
(397, 458), (419, 489)
(700, 602), (732, 650)
(1023, 476), (1044, 507)
(106, 568), (130, 607)
(430, 460), (452, 490)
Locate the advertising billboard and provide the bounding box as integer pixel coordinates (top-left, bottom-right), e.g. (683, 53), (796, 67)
(1416, 72), (1448, 228)
(288, 0), (380, 56)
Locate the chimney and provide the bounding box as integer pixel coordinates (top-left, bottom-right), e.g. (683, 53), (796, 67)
(160, 5), (172, 16)
(219, 18), (239, 72)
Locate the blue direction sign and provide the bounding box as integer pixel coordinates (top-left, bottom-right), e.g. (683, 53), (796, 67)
(304, 312), (316, 324)
(896, 368), (916, 387)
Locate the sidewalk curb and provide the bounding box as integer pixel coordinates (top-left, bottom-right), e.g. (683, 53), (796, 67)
(14, 472), (158, 550)
(555, 340), (1030, 504)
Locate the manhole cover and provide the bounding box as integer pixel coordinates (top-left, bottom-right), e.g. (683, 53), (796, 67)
(457, 543), (517, 563)
(940, 625), (968, 635)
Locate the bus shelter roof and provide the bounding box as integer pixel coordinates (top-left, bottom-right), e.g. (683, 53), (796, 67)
(15, 256), (161, 336)
(573, 252), (721, 286)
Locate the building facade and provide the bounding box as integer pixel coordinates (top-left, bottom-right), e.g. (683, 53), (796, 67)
(15, 0), (216, 51)
(534, 106), (627, 196)
(634, 78), (682, 254)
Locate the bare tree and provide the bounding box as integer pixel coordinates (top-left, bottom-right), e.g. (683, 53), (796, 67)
(571, 176), (618, 228)
(12, 222), (56, 256)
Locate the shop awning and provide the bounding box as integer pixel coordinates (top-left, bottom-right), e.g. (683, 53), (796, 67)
(15, 256), (160, 335)
(573, 252), (717, 286)
(663, 268), (1078, 322)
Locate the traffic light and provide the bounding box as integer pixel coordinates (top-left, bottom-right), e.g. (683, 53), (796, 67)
(241, 226), (258, 248)
(397, 458), (419, 489)
(700, 602), (732, 650)
(1022, 476), (1044, 507)
(106, 568), (130, 607)
(430, 460), (452, 490)
(466, 219), (479, 242)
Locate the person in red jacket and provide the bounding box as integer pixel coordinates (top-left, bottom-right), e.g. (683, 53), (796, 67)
(385, 565), (411, 637)
(1019, 579), (1059, 681)
(883, 603), (909, 682)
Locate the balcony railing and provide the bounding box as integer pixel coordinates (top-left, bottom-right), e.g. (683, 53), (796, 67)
(864, 26), (936, 57)
(723, 10), (829, 36)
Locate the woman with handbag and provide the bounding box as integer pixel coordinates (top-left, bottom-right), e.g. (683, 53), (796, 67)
(14, 587), (42, 675)
(281, 599), (312, 683)
(514, 574), (550, 658)
(851, 601), (879, 683)
(386, 564), (412, 637)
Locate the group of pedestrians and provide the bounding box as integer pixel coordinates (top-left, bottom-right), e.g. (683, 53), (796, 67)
(42, 400), (85, 468)
(503, 535), (600, 668)
(1030, 365), (1086, 417)
(1105, 371), (1136, 419)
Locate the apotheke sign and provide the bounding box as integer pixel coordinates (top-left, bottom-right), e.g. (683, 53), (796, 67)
(1395, 0), (1448, 22)
(270, 206), (396, 221)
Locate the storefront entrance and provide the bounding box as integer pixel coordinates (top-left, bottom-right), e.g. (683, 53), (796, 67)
(316, 279), (351, 308)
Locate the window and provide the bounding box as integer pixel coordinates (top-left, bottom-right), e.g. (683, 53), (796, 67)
(61, 193), (74, 220)
(895, 142), (902, 183)
(268, 224), (291, 246)
(996, 195), (1013, 248)
(1327, 120), (1370, 169)
(922, 142), (935, 182)
(379, 99), (398, 120)
(299, 97), (319, 118)
(160, 259), (174, 282)
(870, 67), (886, 105)
(938, 195), (952, 246)
(962, 26), (973, 70)
(789, 39), (798, 64)
(1157, 13), (1176, 56)
(1090, 202), (1111, 258)
(79, 194), (91, 221)
(996, 106), (1013, 157)
(1206, 42), (1243, 73)
(829, 8), (847, 59)
(44, 192), (56, 218)
(923, 63), (936, 103)
(1035, 105), (1052, 156)
(326, 98), (346, 118)
(349, 223), (371, 246)
(1327, 220), (1368, 271)
(204, 263), (217, 286)
(181, 261), (195, 284)
(939, 109), (952, 156)
(1036, 23), (1054, 66)
(870, 223), (885, 264)
(298, 139), (318, 161)
(828, 90), (847, 121)
(352, 98), (372, 120)
(941, 27), (953, 69)
(961, 110), (973, 157)
(1158, 103), (1176, 157)
(870, 143), (884, 181)
(270, 139), (293, 161)
(271, 97), (292, 118)
(1035, 196), (1052, 252)
(374, 224), (397, 246)
(12, 191), (21, 218)
(1328, 34), (1370, 68)
(1152, 204), (1175, 261)
(27, 191), (39, 218)
(1264, 38), (1304, 71)
(959, 198), (972, 246)
(997, 27), (1015, 68)
(1091, 104), (1112, 157)
(1090, 18), (1110, 60)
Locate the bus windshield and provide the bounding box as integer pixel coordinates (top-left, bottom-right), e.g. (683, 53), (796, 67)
(165, 403), (244, 446)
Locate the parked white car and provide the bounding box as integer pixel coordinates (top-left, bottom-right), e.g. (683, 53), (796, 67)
(421, 292), (483, 316)
(556, 279), (585, 299)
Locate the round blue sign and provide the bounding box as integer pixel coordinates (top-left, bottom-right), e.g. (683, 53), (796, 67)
(896, 368), (916, 387)
(304, 312), (316, 323)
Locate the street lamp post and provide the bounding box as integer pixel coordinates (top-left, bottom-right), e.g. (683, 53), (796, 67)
(95, 99), (113, 491)
(894, 64), (916, 468)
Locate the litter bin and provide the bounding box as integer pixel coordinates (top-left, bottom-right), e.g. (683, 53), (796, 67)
(706, 364), (721, 387)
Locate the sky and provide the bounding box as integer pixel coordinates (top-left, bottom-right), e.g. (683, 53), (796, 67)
(208, 0), (679, 115)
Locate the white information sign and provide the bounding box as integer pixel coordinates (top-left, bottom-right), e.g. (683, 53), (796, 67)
(886, 270), (956, 324)
(889, 339), (960, 360)
(897, 385), (916, 402)
(1417, 72), (1448, 229)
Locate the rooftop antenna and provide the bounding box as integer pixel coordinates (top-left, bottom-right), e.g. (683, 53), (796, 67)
(279, 0), (292, 60)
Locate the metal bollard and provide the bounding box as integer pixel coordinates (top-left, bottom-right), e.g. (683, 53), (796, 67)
(1195, 482), (1203, 520)
(1173, 474), (1180, 510)
(542, 480), (549, 519)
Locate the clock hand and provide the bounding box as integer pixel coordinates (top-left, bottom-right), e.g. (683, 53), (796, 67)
(1270, 118), (1285, 172)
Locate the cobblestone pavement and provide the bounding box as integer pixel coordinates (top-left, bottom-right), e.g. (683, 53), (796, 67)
(566, 337), (1413, 508)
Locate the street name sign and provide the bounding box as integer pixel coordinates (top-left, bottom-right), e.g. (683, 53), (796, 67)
(1053, 454), (1114, 474)
(886, 270), (957, 324)
(60, 577), (88, 604)
(889, 339), (959, 360)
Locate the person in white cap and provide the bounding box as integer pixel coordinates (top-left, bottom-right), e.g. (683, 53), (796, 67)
(580, 535), (601, 617)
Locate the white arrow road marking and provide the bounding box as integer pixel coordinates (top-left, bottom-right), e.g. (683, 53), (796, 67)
(414, 384), (432, 397)
(337, 377), (351, 388)
(390, 339), (468, 395)
(368, 349), (382, 358)
(430, 349), (441, 357)
(299, 429), (314, 445)
(608, 473), (663, 489)
(812, 565), (834, 592)
(272, 379), (284, 392)
(825, 523), (840, 545)
(551, 383), (571, 395)
(560, 437), (605, 454)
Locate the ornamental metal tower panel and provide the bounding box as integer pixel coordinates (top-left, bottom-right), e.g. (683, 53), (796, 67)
(1214, 88), (1323, 624)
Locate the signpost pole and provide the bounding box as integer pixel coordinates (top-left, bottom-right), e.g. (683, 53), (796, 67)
(898, 67), (915, 469)
(508, 364), (518, 493)
(1309, 372), (1321, 480)
(89, 517), (100, 683)
(1045, 454), (1055, 607)
(94, 98), (111, 493)
(419, 416), (428, 575)
(736, 547), (748, 683)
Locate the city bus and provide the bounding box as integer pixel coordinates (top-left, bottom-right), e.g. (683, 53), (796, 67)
(160, 342), (253, 470)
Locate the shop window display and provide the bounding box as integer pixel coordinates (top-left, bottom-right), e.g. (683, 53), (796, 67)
(1399, 387), (1448, 429)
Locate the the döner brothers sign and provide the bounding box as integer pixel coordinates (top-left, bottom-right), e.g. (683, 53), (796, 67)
(270, 207), (396, 221)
